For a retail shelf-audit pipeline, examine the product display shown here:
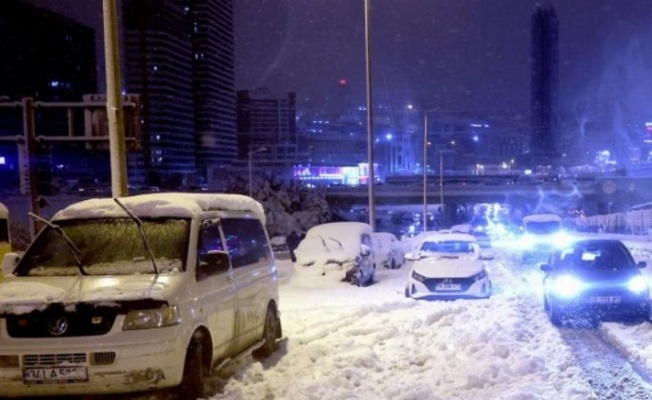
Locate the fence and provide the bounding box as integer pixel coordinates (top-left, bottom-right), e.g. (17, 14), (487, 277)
(574, 209), (652, 235)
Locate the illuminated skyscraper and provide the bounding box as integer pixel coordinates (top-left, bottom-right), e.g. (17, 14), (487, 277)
(122, 0), (236, 186)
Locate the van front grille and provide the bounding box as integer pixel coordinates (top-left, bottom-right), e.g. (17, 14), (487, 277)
(23, 353), (87, 366)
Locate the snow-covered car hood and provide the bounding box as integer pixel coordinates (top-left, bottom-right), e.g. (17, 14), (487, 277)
(411, 254), (485, 278)
(0, 274), (182, 315)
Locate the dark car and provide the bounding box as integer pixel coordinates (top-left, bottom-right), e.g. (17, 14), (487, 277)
(540, 239), (649, 327)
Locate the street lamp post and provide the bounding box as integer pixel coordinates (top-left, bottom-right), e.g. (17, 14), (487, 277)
(439, 149), (444, 215)
(423, 108), (442, 232)
(423, 113), (429, 232)
(248, 147), (267, 198)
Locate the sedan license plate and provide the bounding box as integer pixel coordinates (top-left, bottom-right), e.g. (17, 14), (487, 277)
(435, 283), (461, 291)
(23, 366), (88, 384)
(588, 296), (621, 304)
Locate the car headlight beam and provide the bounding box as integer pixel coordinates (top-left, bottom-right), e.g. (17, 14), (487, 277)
(551, 275), (585, 298)
(628, 275), (648, 294)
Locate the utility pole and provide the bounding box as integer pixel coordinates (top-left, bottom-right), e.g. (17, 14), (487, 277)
(103, 0), (128, 197)
(23, 98), (40, 238)
(364, 0), (376, 231)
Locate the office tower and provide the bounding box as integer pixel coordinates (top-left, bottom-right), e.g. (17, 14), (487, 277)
(122, 0), (236, 187)
(236, 88), (297, 164)
(530, 4), (559, 166)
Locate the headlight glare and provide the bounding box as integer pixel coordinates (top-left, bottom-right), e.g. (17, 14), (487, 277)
(552, 275), (584, 298)
(552, 232), (571, 248)
(628, 275), (648, 293)
(123, 305), (181, 330)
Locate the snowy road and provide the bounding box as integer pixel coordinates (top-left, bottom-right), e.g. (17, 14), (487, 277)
(200, 242), (652, 400)
(6, 240), (652, 399)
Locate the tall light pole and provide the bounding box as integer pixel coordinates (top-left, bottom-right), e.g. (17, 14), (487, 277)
(422, 108), (441, 232)
(423, 113), (429, 232)
(103, 0), (128, 198)
(439, 149), (444, 214)
(248, 147), (267, 198)
(364, 0), (376, 230)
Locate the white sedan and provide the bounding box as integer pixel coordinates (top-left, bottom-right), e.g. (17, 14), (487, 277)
(405, 232), (493, 299)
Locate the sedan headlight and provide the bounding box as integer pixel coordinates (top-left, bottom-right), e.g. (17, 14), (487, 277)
(411, 270), (427, 283)
(123, 305), (181, 330)
(628, 275), (648, 294)
(551, 275), (585, 298)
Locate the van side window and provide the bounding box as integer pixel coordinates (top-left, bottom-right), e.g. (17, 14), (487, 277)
(197, 220), (228, 279)
(220, 218), (271, 269)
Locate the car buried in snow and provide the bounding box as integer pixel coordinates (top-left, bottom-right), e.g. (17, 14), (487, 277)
(294, 221), (376, 286)
(540, 238), (649, 327)
(372, 231), (405, 269)
(0, 193), (282, 399)
(404, 232), (493, 300)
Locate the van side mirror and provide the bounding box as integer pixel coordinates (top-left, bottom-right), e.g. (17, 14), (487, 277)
(2, 252), (19, 277)
(540, 263), (552, 272)
(360, 244), (371, 257)
(637, 261), (647, 269)
(197, 250), (230, 280)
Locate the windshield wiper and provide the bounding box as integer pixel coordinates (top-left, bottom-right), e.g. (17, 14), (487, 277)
(114, 198), (159, 275)
(28, 212), (86, 275)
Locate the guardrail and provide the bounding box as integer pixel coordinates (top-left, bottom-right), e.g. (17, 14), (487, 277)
(575, 209), (652, 235)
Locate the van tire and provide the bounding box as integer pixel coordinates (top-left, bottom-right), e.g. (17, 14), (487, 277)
(178, 339), (204, 400)
(253, 305), (280, 359)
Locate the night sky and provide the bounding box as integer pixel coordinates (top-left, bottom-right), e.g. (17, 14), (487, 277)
(27, 0), (652, 116)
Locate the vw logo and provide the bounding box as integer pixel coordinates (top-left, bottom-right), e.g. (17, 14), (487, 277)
(47, 316), (69, 336)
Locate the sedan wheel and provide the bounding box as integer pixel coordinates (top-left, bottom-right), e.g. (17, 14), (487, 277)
(546, 300), (563, 327)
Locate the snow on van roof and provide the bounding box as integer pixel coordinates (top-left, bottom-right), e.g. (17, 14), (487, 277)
(522, 213), (561, 223)
(0, 202), (7, 219)
(52, 193), (266, 223)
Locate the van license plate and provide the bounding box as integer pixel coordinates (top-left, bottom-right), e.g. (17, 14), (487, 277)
(23, 367), (88, 384)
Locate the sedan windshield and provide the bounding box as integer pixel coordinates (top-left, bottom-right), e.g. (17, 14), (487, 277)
(555, 242), (634, 270)
(16, 218), (190, 276)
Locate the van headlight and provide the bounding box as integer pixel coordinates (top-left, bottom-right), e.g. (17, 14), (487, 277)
(123, 305), (181, 330)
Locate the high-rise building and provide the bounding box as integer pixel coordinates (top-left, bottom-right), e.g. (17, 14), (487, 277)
(122, 0), (236, 187)
(530, 4), (559, 167)
(0, 0), (97, 191)
(0, 0), (97, 103)
(189, 0), (237, 175)
(236, 88), (298, 164)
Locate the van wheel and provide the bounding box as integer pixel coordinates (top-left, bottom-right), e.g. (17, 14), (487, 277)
(178, 339), (204, 400)
(253, 305), (280, 359)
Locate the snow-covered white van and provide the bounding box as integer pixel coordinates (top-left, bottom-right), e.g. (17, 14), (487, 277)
(0, 193), (281, 399)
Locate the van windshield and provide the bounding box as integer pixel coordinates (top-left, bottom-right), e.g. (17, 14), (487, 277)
(15, 218), (190, 276)
(524, 221), (561, 234)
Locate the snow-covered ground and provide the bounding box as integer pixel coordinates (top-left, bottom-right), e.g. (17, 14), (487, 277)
(204, 234), (652, 400)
